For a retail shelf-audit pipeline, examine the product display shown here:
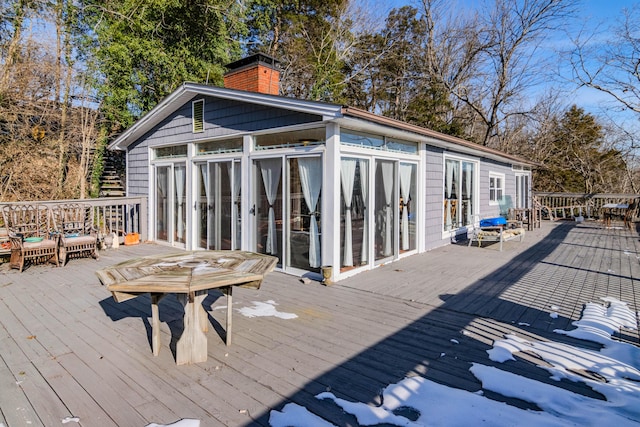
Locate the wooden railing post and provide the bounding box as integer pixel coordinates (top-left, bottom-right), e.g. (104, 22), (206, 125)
(139, 197), (148, 242)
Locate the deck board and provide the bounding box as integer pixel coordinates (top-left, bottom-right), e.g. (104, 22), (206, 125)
(1, 220), (639, 426)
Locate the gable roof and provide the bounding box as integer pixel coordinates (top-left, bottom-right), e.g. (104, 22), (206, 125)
(108, 82), (343, 151)
(109, 83), (536, 167)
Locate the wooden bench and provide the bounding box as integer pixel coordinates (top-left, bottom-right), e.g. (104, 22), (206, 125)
(468, 223), (525, 251)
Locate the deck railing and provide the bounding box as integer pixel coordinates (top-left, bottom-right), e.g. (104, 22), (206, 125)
(0, 196), (148, 241)
(534, 192), (639, 220)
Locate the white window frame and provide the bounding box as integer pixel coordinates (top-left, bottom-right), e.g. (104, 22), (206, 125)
(489, 172), (505, 205)
(442, 155), (479, 236)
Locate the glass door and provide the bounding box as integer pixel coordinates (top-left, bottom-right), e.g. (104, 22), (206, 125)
(156, 165), (169, 242)
(340, 158), (369, 270)
(255, 158), (283, 268)
(155, 163), (186, 246)
(287, 156), (322, 273)
(399, 162), (417, 253)
(515, 174), (530, 209)
(374, 159), (396, 263)
(196, 160), (241, 250)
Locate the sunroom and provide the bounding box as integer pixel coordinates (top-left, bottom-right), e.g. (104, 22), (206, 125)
(110, 54), (534, 283)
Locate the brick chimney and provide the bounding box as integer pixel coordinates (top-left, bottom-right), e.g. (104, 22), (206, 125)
(223, 53), (280, 95)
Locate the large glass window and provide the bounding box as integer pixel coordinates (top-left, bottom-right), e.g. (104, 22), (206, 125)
(444, 159), (476, 231)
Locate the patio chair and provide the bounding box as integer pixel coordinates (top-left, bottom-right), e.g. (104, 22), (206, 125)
(1, 204), (59, 271)
(51, 203), (99, 266)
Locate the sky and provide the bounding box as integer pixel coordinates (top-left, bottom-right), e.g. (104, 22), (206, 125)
(361, 0), (640, 131)
(139, 296), (640, 427)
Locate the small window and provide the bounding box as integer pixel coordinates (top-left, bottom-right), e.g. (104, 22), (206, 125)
(255, 128), (325, 150)
(341, 129), (418, 154)
(192, 99), (204, 133)
(489, 173), (505, 204)
(155, 145), (187, 159)
(197, 138), (243, 155)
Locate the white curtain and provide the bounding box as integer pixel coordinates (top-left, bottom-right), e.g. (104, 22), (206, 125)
(399, 164), (412, 250)
(381, 161), (393, 257)
(360, 160), (369, 265)
(260, 159), (281, 255)
(230, 162), (241, 249)
(298, 157), (322, 268)
(200, 164), (211, 248)
(464, 163), (472, 225)
(175, 165), (185, 242)
(340, 159), (357, 266)
(445, 160), (454, 230)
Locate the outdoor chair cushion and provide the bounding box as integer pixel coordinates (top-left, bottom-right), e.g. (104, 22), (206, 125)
(23, 239), (57, 249)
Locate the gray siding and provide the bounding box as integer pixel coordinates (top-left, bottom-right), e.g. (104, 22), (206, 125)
(424, 145), (446, 251)
(125, 95), (323, 196)
(479, 159), (517, 218)
(146, 96), (323, 142)
(423, 147), (519, 251)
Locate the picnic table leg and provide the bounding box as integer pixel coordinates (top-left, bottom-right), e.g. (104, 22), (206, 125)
(150, 293), (165, 356)
(176, 291), (208, 365)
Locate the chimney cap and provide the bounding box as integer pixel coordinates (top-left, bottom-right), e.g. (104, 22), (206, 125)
(225, 53), (279, 73)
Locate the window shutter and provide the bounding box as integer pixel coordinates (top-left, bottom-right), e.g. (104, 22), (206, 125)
(192, 99), (204, 133)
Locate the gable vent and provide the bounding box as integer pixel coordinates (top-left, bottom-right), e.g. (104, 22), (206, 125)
(192, 99), (204, 133)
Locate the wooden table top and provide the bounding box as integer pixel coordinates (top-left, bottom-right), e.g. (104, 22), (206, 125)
(96, 250), (278, 302)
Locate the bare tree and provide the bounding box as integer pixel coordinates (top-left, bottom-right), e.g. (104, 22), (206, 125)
(422, 0), (576, 146)
(570, 4), (640, 115)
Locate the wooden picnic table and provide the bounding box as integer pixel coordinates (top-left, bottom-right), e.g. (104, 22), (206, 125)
(601, 203), (630, 228)
(96, 250), (277, 365)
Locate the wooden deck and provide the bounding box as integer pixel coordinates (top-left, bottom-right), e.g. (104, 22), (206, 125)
(1, 219), (639, 426)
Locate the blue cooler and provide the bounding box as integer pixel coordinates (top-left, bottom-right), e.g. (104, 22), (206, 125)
(480, 217), (507, 227)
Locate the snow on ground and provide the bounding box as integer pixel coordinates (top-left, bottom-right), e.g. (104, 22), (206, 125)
(236, 300), (298, 319)
(270, 297), (640, 426)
